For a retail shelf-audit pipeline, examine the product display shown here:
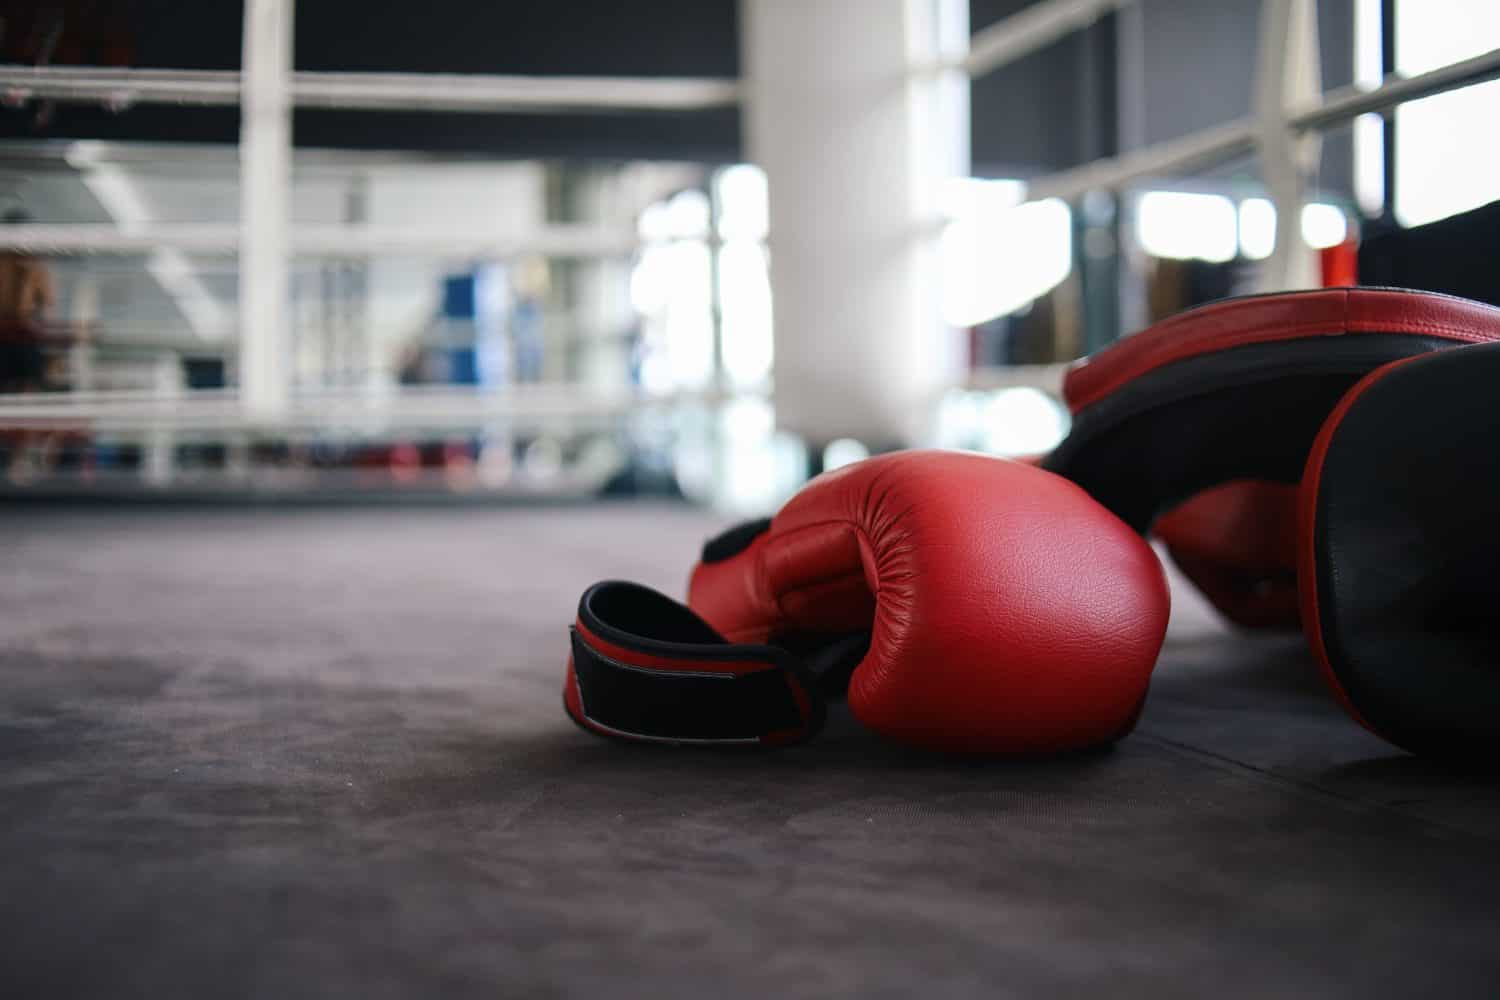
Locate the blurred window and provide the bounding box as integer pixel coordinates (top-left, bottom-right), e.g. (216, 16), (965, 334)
(822, 438), (870, 471)
(1236, 199), (1350, 260)
(939, 178), (1072, 327)
(1392, 0), (1500, 226)
(632, 165), (773, 394)
(714, 165), (772, 389)
(1137, 191), (1237, 262)
(934, 386), (1070, 457)
(715, 164), (769, 242)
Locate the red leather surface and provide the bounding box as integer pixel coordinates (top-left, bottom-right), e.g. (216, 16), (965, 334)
(1062, 288), (1500, 414)
(1296, 358), (1421, 740)
(688, 450), (1170, 754)
(1155, 481), (1301, 630)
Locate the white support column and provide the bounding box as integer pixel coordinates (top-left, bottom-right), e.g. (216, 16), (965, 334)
(144, 351), (183, 485)
(1254, 0), (1323, 292)
(741, 0), (968, 448)
(239, 0), (294, 420)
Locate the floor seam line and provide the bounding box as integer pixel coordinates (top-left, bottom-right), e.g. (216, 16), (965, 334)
(1133, 729), (1500, 845)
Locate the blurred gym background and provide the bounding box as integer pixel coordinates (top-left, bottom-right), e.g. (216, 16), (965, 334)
(0, 0), (1496, 512)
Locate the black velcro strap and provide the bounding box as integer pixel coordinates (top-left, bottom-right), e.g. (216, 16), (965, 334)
(571, 630), (810, 743)
(567, 581), (826, 746)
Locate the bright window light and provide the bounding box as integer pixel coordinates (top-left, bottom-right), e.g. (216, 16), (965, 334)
(934, 389), (984, 450)
(637, 201), (672, 242)
(717, 241), (773, 388)
(629, 244), (673, 315)
(663, 241), (714, 390)
(1301, 203), (1349, 249)
(724, 394), (775, 440)
(1238, 199), (1348, 258)
(939, 177), (1028, 221)
(1239, 198), (1277, 260)
(940, 186), (1072, 327)
(1352, 0), (1386, 216)
(1394, 0), (1500, 227)
(1355, 0), (1385, 89)
(980, 387), (1069, 457)
(1137, 191), (1238, 262)
(1352, 112), (1386, 218)
(631, 238), (714, 392)
(666, 189), (711, 239)
(715, 164), (769, 241)
(823, 438), (870, 471)
(933, 387), (1071, 456)
(721, 398), (777, 511)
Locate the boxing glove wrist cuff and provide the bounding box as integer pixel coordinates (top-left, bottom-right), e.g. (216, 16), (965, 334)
(565, 581), (827, 746)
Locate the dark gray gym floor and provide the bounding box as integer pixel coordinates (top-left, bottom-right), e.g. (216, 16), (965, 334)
(2, 504), (1498, 998)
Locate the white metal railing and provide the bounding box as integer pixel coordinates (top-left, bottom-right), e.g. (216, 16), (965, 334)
(1025, 119), (1258, 203)
(0, 223), (640, 259)
(1289, 45), (1500, 130)
(1025, 43), (1500, 204)
(0, 65), (741, 113)
(0, 383), (738, 432)
(953, 0), (1130, 78)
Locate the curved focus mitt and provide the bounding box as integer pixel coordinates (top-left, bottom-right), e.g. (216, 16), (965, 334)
(1045, 287), (1500, 758)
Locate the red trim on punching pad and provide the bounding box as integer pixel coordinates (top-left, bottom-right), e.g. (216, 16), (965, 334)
(1296, 354), (1424, 741)
(1063, 288), (1500, 414)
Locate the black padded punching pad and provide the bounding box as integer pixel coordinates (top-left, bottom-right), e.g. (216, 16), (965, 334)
(1307, 343), (1500, 761)
(1044, 333), (1454, 533)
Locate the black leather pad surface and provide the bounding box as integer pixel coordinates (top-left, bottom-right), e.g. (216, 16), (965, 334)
(1311, 343), (1500, 759)
(1047, 334), (1453, 531)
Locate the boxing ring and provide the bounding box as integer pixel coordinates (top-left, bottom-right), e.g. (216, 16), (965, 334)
(0, 0), (1492, 489)
(2, 4), (1500, 995)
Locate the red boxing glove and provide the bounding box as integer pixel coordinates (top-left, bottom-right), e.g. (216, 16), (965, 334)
(565, 450), (1170, 754)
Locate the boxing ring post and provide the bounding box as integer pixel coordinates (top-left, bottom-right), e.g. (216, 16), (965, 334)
(1254, 0), (1323, 292)
(741, 0), (969, 449)
(239, 0), (295, 421)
